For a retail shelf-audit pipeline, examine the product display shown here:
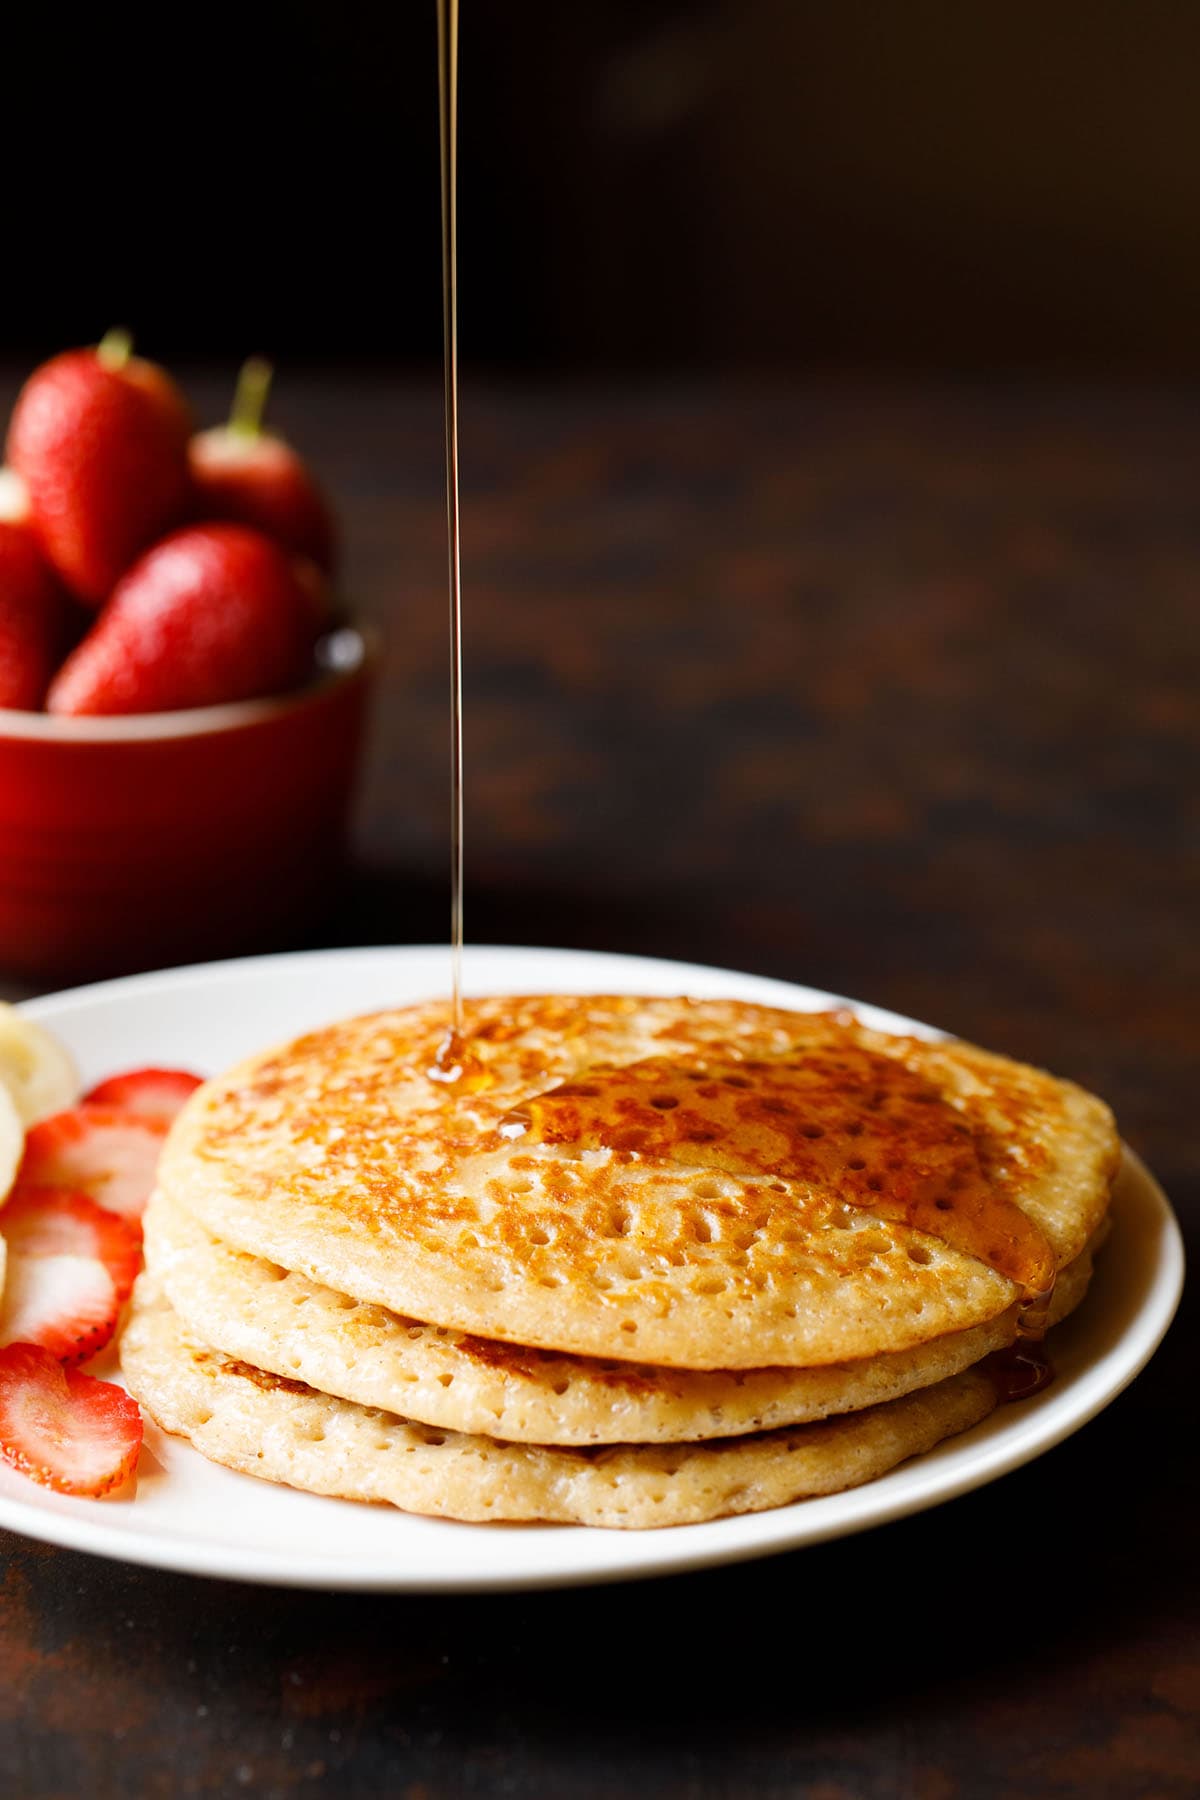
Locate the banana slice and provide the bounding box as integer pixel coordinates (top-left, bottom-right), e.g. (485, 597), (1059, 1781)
(0, 1082), (22, 1206)
(0, 1003), (80, 1126)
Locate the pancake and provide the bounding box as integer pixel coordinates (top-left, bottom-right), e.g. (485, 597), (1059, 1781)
(120, 1278), (1000, 1529)
(161, 996), (1119, 1369)
(144, 1190), (1099, 1445)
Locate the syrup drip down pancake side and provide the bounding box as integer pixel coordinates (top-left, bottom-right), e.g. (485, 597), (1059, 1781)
(159, 997), (1119, 1369)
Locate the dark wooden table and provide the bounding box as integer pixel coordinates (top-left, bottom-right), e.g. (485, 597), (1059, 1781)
(2, 373), (1197, 1798)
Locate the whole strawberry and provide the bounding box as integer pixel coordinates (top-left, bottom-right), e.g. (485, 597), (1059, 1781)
(190, 358), (337, 573)
(8, 330), (192, 606)
(46, 524), (321, 716)
(0, 472), (77, 709)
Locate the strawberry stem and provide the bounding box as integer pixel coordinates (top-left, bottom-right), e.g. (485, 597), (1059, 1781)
(229, 357), (274, 439)
(97, 328), (133, 371)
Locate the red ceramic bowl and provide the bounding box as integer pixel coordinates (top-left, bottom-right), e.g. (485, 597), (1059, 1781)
(0, 626), (376, 984)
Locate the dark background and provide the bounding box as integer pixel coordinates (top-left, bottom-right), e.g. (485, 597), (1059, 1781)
(4, 9), (1199, 1797)
(7, 0), (1200, 372)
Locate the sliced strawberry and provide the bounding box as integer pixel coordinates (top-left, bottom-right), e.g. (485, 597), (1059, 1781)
(20, 1106), (167, 1220)
(0, 1187), (142, 1302)
(82, 1067), (202, 1123)
(0, 1343), (141, 1495)
(0, 1252), (118, 1363)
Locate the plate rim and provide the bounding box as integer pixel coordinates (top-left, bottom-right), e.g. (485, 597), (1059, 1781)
(0, 942), (1184, 1592)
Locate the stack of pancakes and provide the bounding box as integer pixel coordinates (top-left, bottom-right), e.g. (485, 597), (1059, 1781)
(122, 996), (1120, 1528)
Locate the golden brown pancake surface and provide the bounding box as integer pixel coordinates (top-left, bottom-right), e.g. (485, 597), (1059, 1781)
(160, 996), (1118, 1369)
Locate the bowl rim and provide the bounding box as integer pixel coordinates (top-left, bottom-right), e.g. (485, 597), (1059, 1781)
(0, 622), (379, 743)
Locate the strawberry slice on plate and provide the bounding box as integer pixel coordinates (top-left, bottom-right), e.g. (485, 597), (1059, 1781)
(20, 1106), (167, 1220)
(0, 1251), (117, 1362)
(83, 1068), (202, 1123)
(0, 1343), (141, 1495)
(1, 1187), (142, 1302)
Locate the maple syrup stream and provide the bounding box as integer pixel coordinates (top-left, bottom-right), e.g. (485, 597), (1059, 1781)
(434, 0), (466, 1081)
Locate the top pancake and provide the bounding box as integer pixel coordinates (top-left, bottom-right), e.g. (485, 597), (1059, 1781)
(160, 995), (1119, 1369)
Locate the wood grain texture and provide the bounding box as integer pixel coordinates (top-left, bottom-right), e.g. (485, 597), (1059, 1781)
(1, 371), (1196, 1798)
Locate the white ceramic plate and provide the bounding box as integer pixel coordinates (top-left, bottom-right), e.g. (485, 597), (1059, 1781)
(0, 945), (1184, 1591)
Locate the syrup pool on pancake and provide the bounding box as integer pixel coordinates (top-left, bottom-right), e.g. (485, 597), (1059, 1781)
(497, 1016), (1060, 1344)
